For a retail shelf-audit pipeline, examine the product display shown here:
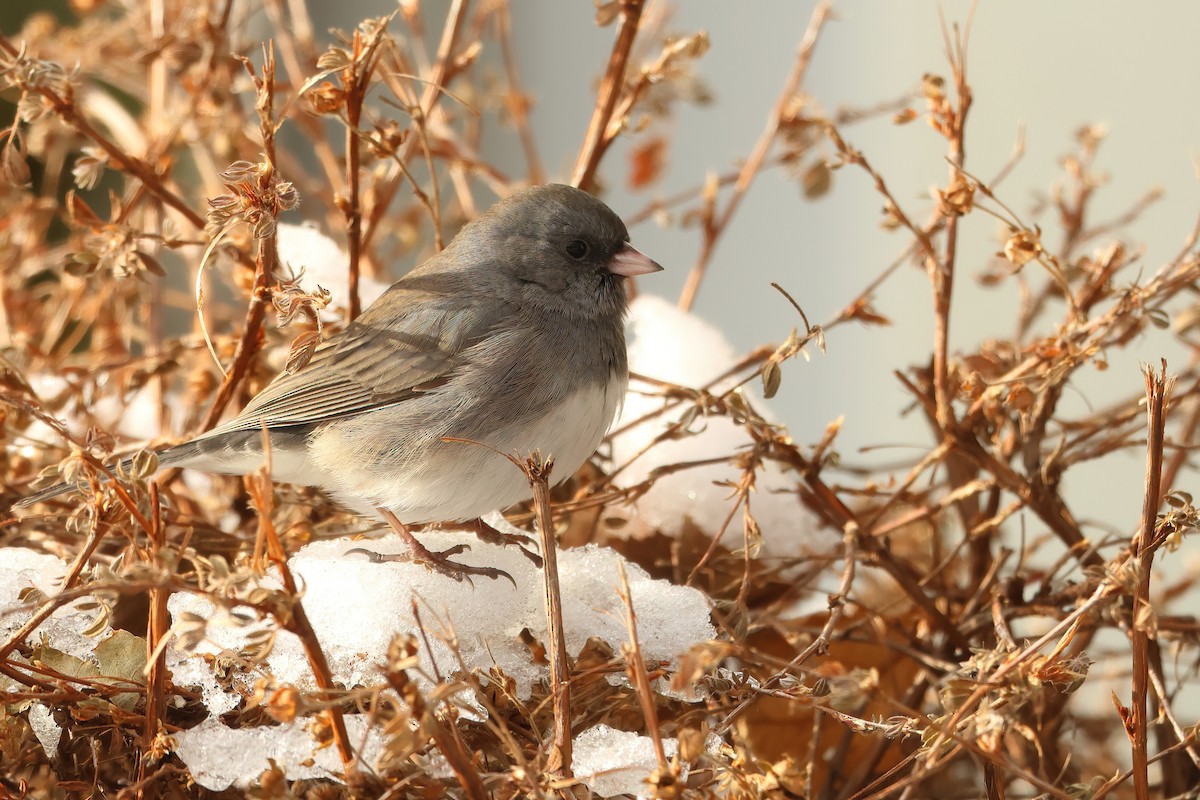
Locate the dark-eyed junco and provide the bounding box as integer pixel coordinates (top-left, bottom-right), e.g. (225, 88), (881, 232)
(19, 184), (662, 579)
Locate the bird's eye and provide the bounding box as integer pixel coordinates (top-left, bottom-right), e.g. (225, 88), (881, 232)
(566, 239), (589, 260)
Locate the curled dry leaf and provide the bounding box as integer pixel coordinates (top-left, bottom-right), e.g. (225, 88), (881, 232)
(844, 298), (891, 326)
(761, 359), (782, 399)
(285, 330), (322, 374)
(1002, 228), (1041, 267)
(935, 173), (975, 217)
(66, 189), (104, 227)
(1, 130), (30, 188)
(922, 73), (946, 101)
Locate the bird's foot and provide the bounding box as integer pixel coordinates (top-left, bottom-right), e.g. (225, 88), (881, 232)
(347, 541), (515, 588)
(364, 507), (517, 587)
(462, 517), (543, 569)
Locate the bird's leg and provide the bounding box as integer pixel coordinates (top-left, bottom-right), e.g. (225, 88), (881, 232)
(350, 508), (516, 587)
(463, 517), (543, 568)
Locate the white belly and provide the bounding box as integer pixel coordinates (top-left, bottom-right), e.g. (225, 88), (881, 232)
(315, 376), (625, 523)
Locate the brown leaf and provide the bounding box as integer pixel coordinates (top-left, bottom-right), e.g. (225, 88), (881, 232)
(1, 135), (30, 188)
(285, 330), (322, 374)
(762, 359), (782, 399)
(892, 108), (918, 125)
(1111, 691), (1135, 741)
(845, 298), (891, 326)
(135, 250), (167, 277)
(1002, 229), (1040, 267)
(67, 190), (105, 228)
(594, 1), (621, 26)
(628, 137), (667, 190)
(922, 74), (946, 101)
(934, 173), (975, 217)
(264, 685), (301, 723)
(801, 160), (832, 200)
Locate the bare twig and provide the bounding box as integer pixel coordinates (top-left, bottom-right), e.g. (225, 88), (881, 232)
(616, 561), (672, 784)
(677, 0), (832, 311)
(526, 453), (573, 774)
(249, 433), (355, 769)
(571, 0), (647, 190)
(1130, 361), (1170, 800)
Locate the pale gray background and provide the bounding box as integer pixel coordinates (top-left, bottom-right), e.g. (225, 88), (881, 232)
(446, 1), (1200, 536)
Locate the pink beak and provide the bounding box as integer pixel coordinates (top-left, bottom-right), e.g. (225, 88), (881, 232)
(608, 242), (663, 277)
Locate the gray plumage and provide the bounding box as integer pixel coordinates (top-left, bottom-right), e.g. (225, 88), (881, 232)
(18, 184), (662, 522)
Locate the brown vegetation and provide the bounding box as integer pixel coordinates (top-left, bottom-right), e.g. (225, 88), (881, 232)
(1, 2), (1198, 798)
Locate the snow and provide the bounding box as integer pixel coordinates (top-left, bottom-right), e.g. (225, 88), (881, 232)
(167, 525), (715, 707)
(27, 704), (62, 762)
(572, 724), (679, 799)
(162, 524), (715, 786)
(276, 222), (389, 316)
(172, 715), (386, 791)
(0, 546), (109, 660)
(611, 295), (832, 559)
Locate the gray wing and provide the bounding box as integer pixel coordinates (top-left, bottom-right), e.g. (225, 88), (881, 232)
(200, 281), (499, 439)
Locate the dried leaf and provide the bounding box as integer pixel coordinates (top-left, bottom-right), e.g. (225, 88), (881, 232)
(315, 47), (352, 71)
(1, 133), (30, 188)
(935, 172), (975, 217)
(1111, 691), (1135, 741)
(844, 298), (891, 326)
(801, 159), (832, 199)
(743, 513), (762, 557)
(762, 359), (782, 399)
(66, 190), (104, 227)
(594, 1), (621, 26)
(629, 137), (667, 189)
(129, 448), (159, 479)
(285, 330), (322, 374)
(134, 250), (167, 277)
(922, 73), (945, 101)
(1002, 229), (1041, 267)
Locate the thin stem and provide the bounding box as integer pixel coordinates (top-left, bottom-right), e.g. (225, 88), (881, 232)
(1131, 362), (1170, 800)
(570, 0), (646, 190)
(677, 1), (832, 311)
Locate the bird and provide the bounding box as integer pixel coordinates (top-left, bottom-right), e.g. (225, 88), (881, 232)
(17, 183), (662, 581)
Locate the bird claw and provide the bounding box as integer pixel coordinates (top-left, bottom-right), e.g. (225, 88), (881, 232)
(422, 555), (517, 589)
(463, 518), (544, 569)
(346, 543), (515, 589)
(345, 546), (389, 564)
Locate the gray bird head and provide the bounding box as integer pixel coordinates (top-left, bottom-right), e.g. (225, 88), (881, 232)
(446, 184), (661, 321)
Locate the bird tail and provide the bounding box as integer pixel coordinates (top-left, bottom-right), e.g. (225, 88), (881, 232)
(13, 440), (206, 510)
(13, 426), (312, 510)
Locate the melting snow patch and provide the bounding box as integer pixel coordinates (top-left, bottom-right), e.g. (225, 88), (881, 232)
(573, 724), (679, 799)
